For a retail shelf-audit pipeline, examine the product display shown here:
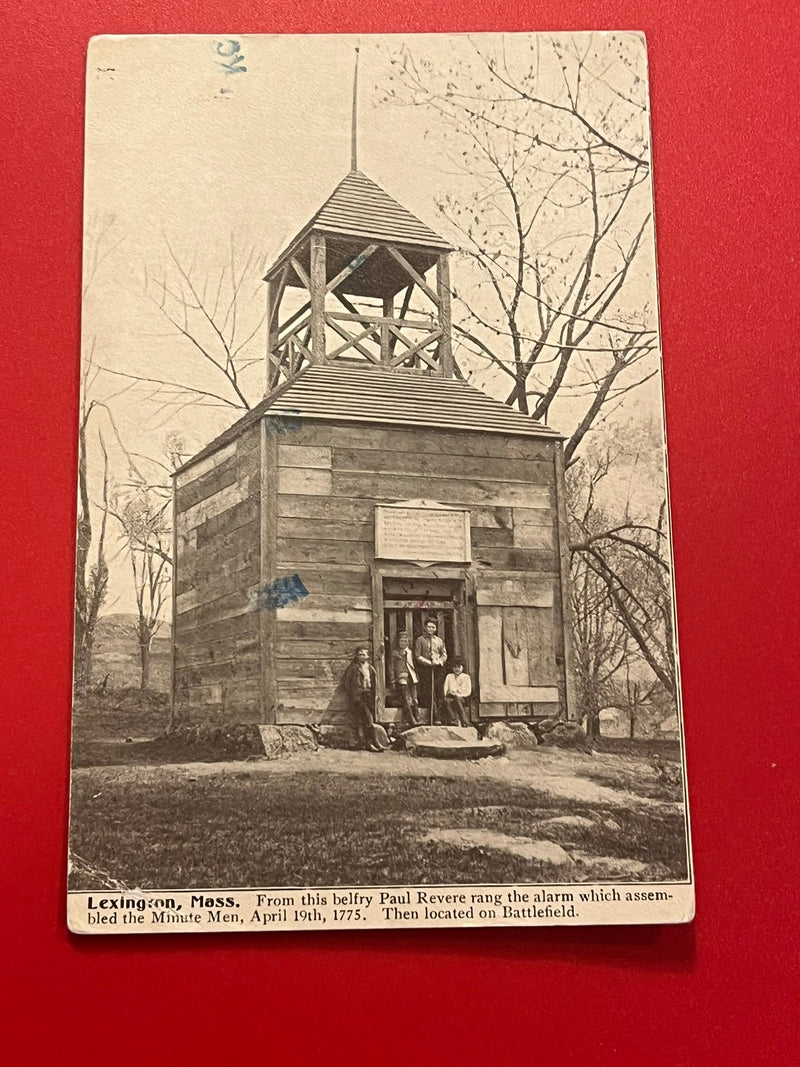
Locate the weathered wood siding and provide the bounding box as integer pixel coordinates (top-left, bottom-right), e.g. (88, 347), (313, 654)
(272, 420), (568, 723)
(172, 427), (262, 722)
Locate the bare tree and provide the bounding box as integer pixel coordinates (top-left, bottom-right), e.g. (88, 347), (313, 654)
(383, 36), (677, 719)
(575, 504), (676, 697)
(78, 219), (187, 694)
(74, 215), (127, 690)
(74, 421), (110, 690)
(620, 662), (661, 740)
(97, 238), (267, 419)
(110, 485), (172, 690)
(568, 442), (676, 701)
(381, 33), (658, 461)
(567, 448), (634, 736)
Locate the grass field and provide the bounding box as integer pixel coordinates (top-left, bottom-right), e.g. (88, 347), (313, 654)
(69, 690), (688, 891)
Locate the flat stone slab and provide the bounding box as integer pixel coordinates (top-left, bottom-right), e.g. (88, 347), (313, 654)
(399, 727), (503, 760)
(400, 726), (479, 745)
(421, 828), (575, 867)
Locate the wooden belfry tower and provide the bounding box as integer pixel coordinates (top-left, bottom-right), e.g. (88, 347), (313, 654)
(263, 53), (454, 389)
(171, 54), (575, 731)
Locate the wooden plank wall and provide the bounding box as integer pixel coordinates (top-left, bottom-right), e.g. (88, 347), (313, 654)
(273, 421), (564, 723)
(172, 426), (262, 722)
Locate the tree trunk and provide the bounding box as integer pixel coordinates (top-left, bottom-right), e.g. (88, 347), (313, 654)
(84, 637), (94, 691)
(74, 418), (91, 690)
(584, 692), (601, 739)
(139, 639), (151, 691)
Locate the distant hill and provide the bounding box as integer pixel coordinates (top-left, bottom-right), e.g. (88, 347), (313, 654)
(92, 613), (171, 693)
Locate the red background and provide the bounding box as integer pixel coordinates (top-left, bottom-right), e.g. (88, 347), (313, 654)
(2, 3), (798, 1064)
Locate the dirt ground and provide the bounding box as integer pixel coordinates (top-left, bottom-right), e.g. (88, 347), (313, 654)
(78, 744), (681, 810)
(69, 692), (688, 888)
(70, 743), (688, 888)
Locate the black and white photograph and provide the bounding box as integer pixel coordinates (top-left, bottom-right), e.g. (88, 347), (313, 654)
(68, 31), (693, 933)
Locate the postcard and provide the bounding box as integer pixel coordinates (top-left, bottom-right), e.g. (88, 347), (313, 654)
(68, 31), (693, 933)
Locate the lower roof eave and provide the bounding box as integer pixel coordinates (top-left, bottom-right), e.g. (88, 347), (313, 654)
(175, 408), (563, 478)
(265, 407), (563, 440)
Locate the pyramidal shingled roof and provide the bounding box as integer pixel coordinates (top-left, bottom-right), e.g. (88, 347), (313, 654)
(301, 170), (453, 251)
(178, 364), (560, 474)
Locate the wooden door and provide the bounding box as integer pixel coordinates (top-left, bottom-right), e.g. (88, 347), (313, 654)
(475, 574), (561, 718)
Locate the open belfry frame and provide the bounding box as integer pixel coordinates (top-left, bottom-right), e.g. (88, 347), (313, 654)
(264, 170), (454, 388)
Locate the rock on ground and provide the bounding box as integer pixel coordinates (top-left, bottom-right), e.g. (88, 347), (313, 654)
(257, 725), (318, 760)
(534, 814), (596, 835)
(484, 722), (539, 748)
(571, 853), (650, 878)
(421, 828), (575, 868)
(534, 718), (591, 752)
(165, 722), (265, 757)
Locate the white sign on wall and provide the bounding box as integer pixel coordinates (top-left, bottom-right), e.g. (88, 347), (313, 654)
(375, 502), (471, 563)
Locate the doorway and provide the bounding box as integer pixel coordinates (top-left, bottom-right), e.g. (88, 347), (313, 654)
(380, 576), (470, 720)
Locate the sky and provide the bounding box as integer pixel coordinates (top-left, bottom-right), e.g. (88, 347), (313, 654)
(80, 32), (665, 617)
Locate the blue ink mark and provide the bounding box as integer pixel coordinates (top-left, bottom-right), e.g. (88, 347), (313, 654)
(214, 40), (241, 57)
(254, 574), (308, 611)
(221, 56), (247, 75)
(214, 40), (247, 76)
(265, 409), (302, 435)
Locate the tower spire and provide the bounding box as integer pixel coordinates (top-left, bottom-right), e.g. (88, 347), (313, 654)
(350, 46), (360, 172)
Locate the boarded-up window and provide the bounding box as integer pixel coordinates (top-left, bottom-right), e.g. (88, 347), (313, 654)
(476, 576), (559, 704)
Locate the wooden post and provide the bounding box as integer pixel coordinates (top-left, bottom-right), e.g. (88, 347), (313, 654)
(260, 418), (278, 723)
(553, 440), (577, 721)
(265, 277), (278, 394)
(371, 566), (385, 719)
(437, 253), (454, 377)
(464, 570), (478, 722)
(381, 295), (393, 363)
(310, 233), (327, 362)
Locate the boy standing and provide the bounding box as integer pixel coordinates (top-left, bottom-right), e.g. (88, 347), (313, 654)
(389, 631), (421, 728)
(443, 658), (472, 727)
(343, 648), (383, 751)
(415, 618), (447, 724)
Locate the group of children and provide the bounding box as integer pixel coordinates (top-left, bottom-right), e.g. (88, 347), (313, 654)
(343, 617), (473, 752)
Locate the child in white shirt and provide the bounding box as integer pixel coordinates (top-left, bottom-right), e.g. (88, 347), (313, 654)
(443, 659), (472, 727)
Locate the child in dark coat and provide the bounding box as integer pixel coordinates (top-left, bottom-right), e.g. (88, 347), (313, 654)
(343, 648), (384, 751)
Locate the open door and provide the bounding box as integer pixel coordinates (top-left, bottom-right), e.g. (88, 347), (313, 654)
(378, 577), (469, 722)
